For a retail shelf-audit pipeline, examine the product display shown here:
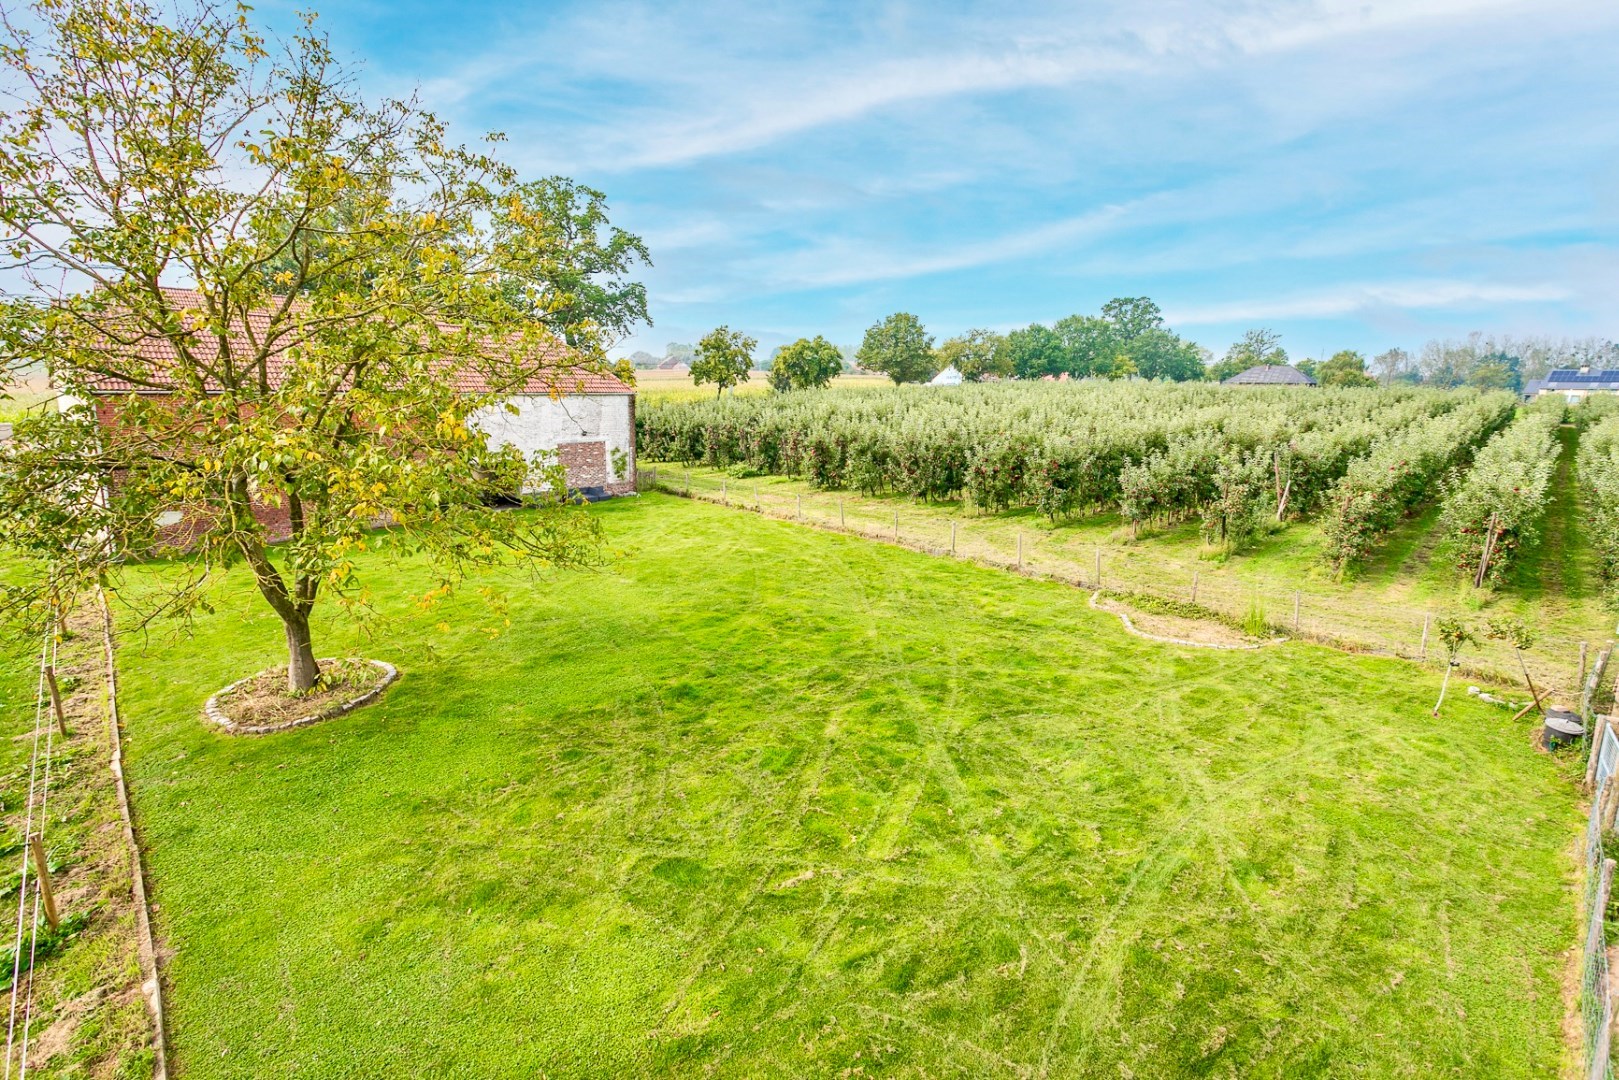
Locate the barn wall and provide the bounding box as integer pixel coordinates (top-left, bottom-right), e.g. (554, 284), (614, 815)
(470, 393), (636, 496)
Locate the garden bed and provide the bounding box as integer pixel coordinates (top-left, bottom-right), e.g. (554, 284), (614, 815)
(203, 658), (397, 735)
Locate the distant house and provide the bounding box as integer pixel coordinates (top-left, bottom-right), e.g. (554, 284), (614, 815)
(1524, 368), (1619, 402)
(1224, 364), (1317, 386)
(929, 364), (963, 386)
(655, 356), (690, 372)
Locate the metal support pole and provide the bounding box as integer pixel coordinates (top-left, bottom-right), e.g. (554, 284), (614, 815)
(1587, 712), (1611, 790)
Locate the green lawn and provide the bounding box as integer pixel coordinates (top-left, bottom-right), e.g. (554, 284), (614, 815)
(105, 494), (1580, 1077)
(652, 457), (1612, 700)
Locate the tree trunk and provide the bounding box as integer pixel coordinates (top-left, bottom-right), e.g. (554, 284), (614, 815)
(283, 609), (320, 693)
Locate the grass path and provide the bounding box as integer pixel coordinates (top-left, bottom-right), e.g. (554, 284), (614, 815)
(653, 463), (1614, 697)
(95, 495), (1585, 1077)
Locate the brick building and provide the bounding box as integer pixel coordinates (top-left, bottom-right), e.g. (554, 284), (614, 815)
(68, 289), (637, 543)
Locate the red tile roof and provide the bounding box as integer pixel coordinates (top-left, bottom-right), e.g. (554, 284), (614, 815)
(78, 287), (633, 397)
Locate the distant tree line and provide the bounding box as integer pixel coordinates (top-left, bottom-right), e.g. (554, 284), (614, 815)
(657, 303), (1619, 394)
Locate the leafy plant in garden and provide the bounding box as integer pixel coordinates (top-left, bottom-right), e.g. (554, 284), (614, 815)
(1485, 616), (1543, 713)
(1432, 617), (1475, 717)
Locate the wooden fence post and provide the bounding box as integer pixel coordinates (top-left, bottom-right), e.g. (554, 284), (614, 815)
(950, 522), (956, 555)
(1474, 511), (1499, 588)
(45, 666), (69, 738)
(1580, 641), (1590, 698)
(1420, 615), (1431, 661)
(1605, 778), (1619, 831)
(29, 834), (58, 931)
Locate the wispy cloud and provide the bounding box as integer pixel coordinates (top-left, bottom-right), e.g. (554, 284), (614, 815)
(1167, 281), (1574, 325)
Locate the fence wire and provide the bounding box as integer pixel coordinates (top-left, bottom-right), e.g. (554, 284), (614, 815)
(644, 466), (1598, 697)
(1585, 726), (1619, 1080)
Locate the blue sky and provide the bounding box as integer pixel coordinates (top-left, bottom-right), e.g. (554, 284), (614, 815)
(273, 0), (1618, 361)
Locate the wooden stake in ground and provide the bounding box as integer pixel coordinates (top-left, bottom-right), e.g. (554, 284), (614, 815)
(1473, 511), (1500, 589)
(28, 834), (59, 931)
(1432, 618), (1475, 718)
(950, 521), (956, 555)
(1485, 617), (1544, 715)
(893, 509), (899, 541)
(1579, 640), (1589, 697)
(44, 664), (69, 738)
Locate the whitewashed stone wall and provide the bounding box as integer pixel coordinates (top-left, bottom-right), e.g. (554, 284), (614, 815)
(470, 393), (636, 494)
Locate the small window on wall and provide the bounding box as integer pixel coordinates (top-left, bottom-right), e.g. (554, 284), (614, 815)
(156, 510), (185, 527)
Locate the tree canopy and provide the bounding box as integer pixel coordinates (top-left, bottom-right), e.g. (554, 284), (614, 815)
(1317, 350), (1377, 388)
(691, 326), (756, 396)
(857, 313), (937, 384)
(0, 0), (648, 690)
(768, 335), (843, 391)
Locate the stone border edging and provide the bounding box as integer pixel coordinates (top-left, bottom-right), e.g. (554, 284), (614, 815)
(1088, 590), (1285, 651)
(96, 586), (168, 1080)
(203, 659), (398, 735)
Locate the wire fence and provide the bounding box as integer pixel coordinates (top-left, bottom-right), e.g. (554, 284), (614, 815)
(1584, 710), (1619, 1080)
(642, 466), (1598, 697)
(643, 463), (1619, 1070)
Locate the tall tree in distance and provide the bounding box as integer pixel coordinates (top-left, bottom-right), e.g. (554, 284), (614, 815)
(1219, 329), (1288, 376)
(935, 329), (1010, 381)
(691, 326), (756, 396)
(768, 335), (843, 391)
(1100, 297), (1165, 340)
(858, 313), (937, 384)
(0, 0), (647, 691)
(1316, 350), (1377, 387)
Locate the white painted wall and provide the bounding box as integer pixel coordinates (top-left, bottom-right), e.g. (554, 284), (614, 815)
(470, 393), (635, 490)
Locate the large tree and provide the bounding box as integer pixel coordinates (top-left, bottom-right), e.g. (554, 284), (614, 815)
(857, 313), (936, 384)
(768, 335), (843, 391)
(934, 328), (1010, 382)
(1316, 350), (1377, 387)
(691, 326), (755, 396)
(0, 0), (649, 691)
